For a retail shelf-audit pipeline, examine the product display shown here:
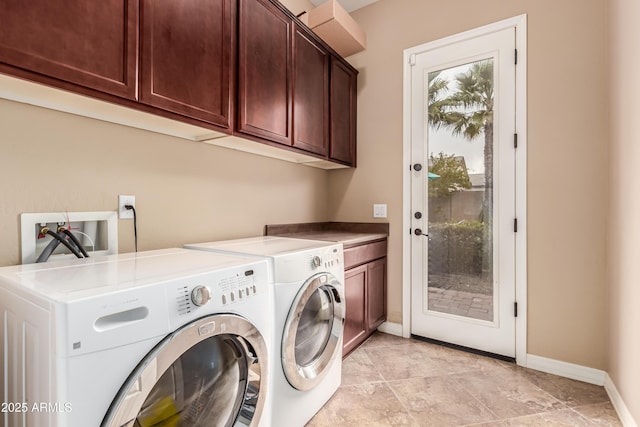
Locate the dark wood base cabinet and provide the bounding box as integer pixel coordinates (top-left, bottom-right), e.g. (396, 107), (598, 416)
(342, 241), (387, 357)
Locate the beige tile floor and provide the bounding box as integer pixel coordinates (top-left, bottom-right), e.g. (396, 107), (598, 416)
(307, 332), (622, 427)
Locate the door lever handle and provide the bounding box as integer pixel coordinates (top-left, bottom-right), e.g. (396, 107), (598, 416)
(414, 228), (428, 237)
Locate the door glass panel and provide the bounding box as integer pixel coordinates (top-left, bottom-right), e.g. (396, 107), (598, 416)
(295, 287), (334, 366)
(135, 335), (248, 427)
(426, 59), (494, 322)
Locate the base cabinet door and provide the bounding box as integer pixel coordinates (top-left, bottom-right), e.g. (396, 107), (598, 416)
(343, 264), (367, 357)
(367, 258), (387, 330)
(0, 0), (138, 99)
(140, 0), (234, 128)
(342, 239), (387, 357)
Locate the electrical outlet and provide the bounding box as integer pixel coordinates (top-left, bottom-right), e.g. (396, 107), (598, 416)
(373, 204), (387, 218)
(119, 195), (135, 219)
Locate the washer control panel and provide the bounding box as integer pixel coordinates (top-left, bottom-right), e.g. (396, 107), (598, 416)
(170, 260), (269, 318)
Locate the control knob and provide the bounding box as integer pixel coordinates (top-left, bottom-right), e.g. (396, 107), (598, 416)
(191, 285), (212, 307)
(311, 255), (322, 269)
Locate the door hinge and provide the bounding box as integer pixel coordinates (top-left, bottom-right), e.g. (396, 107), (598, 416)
(409, 54), (416, 66)
(514, 49), (518, 65)
(514, 218), (518, 232)
(514, 302), (518, 317)
(514, 133), (518, 148)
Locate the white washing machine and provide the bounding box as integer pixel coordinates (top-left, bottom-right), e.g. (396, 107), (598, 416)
(0, 248), (273, 427)
(185, 236), (345, 427)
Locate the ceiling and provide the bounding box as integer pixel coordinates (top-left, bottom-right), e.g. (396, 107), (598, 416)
(309, 0), (380, 13)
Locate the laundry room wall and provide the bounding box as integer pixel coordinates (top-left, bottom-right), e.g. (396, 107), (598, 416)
(0, 96), (329, 267)
(608, 0), (640, 422)
(329, 0), (609, 371)
(279, 0), (314, 16)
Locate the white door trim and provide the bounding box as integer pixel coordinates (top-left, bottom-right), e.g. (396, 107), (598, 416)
(402, 14), (528, 366)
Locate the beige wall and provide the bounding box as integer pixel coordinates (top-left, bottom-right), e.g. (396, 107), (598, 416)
(0, 98), (329, 266)
(331, 0), (609, 369)
(608, 0), (640, 421)
(279, 0), (314, 16)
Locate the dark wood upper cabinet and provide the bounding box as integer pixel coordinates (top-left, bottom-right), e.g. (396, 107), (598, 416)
(292, 24), (329, 156)
(140, 0), (234, 128)
(237, 0), (292, 146)
(330, 57), (357, 166)
(0, 0), (357, 167)
(0, 0), (138, 99)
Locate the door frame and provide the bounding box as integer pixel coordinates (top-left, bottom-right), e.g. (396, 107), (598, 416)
(401, 14), (528, 365)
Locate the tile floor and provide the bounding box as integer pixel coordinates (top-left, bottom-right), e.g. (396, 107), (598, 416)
(307, 332), (622, 427)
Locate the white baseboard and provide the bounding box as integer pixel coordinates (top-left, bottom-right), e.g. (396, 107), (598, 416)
(376, 321), (403, 337)
(522, 355), (639, 426)
(525, 354), (606, 386)
(604, 373), (638, 427)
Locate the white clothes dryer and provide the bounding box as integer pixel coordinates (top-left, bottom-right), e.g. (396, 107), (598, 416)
(185, 237), (345, 427)
(0, 248), (272, 427)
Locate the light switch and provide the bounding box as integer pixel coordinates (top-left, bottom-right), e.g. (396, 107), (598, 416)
(373, 204), (387, 218)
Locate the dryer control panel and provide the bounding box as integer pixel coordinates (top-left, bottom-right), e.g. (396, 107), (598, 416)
(274, 243), (344, 283)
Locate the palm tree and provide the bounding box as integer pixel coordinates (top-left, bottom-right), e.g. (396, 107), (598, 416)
(428, 60), (494, 271)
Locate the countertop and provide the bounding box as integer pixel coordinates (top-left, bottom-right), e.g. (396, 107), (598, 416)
(264, 222), (388, 248)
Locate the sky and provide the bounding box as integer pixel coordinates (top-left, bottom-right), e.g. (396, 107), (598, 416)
(427, 63), (486, 174)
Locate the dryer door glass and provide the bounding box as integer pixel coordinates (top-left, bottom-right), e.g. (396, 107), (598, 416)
(102, 314), (268, 427)
(295, 287), (334, 366)
(282, 273), (345, 391)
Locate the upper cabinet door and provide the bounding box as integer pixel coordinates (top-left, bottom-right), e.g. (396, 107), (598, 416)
(292, 25), (329, 156)
(140, 0), (234, 128)
(237, 0), (292, 146)
(330, 57), (358, 166)
(0, 0), (138, 99)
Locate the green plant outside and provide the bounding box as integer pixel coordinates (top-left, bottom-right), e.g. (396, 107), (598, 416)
(428, 221), (487, 275)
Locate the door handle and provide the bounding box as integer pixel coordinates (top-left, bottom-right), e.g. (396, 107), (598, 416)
(414, 228), (428, 237)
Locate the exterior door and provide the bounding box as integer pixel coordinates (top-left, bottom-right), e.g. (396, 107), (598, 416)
(410, 27), (517, 358)
(102, 314), (268, 427)
(282, 273), (344, 391)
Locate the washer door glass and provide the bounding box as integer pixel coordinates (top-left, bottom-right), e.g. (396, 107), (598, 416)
(136, 335), (248, 426)
(102, 315), (268, 427)
(283, 274), (344, 391)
